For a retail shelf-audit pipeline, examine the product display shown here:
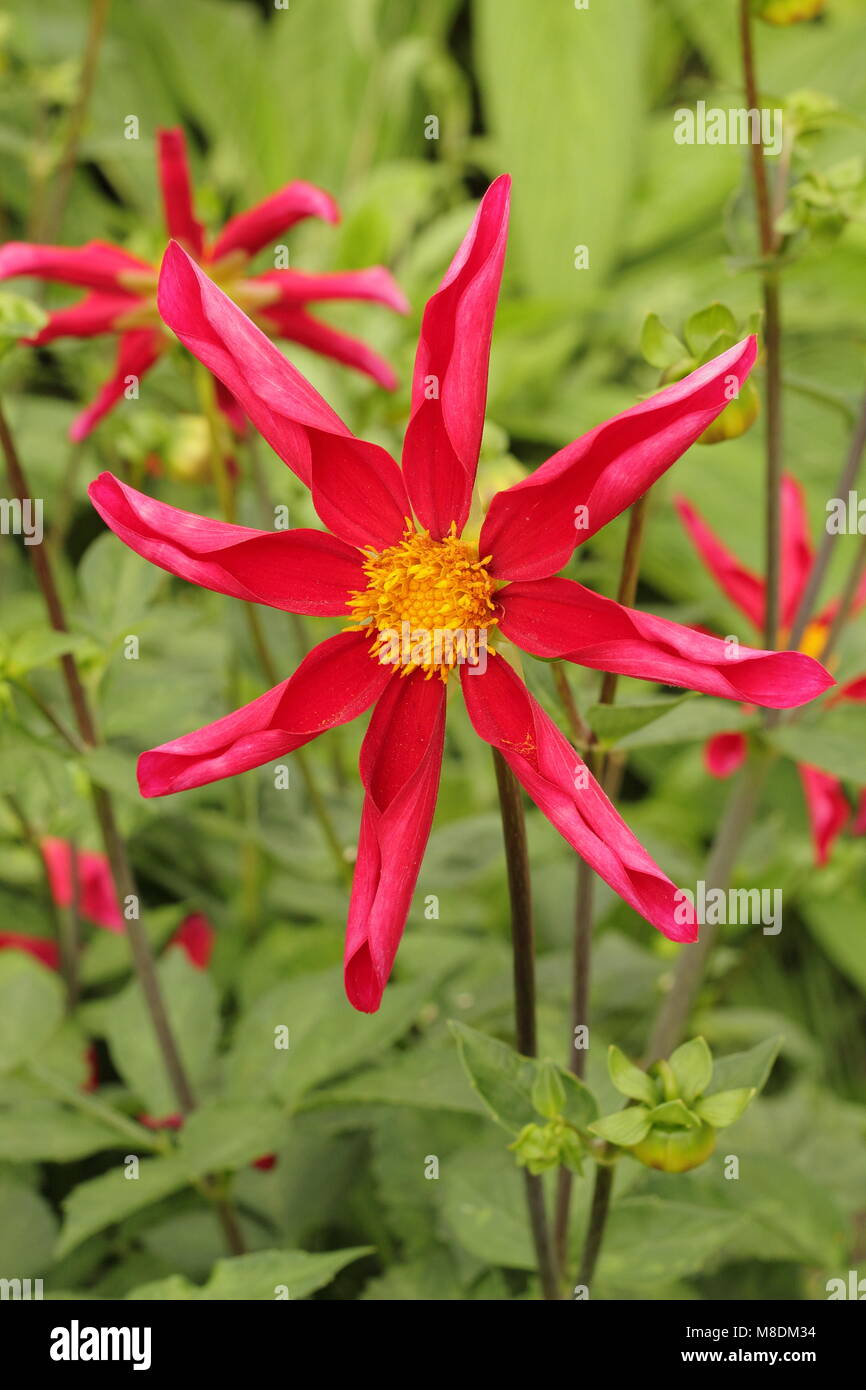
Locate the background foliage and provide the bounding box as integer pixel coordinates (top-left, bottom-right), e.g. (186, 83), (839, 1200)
(0, 0), (864, 1300)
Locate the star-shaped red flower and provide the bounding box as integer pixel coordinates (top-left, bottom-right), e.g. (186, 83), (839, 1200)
(89, 177), (832, 1011)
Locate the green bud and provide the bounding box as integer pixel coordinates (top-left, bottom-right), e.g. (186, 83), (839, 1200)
(629, 1121), (717, 1174)
(608, 1045), (658, 1106)
(754, 0), (828, 25)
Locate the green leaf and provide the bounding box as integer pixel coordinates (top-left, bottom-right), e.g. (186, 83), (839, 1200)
(0, 291), (48, 356)
(441, 1143), (535, 1269)
(531, 1060), (566, 1120)
(559, 1071), (599, 1131)
(649, 1099), (702, 1130)
(226, 968), (433, 1111)
(587, 697), (689, 747)
(705, 1036), (781, 1098)
(695, 1088), (755, 1128)
(590, 1107), (652, 1147)
(0, 953), (65, 1074)
(95, 950), (220, 1117)
(669, 1036), (713, 1102)
(56, 1155), (193, 1258)
(683, 302), (738, 357)
(5, 627), (94, 677)
(640, 312), (685, 369)
(177, 1103), (286, 1174)
(614, 696), (758, 750)
(126, 1247), (372, 1301)
(768, 706), (866, 783)
(475, 0), (644, 308)
(608, 1044), (658, 1106)
(598, 1197), (745, 1289)
(0, 1176), (58, 1276)
(450, 1021), (538, 1133)
(0, 1102), (129, 1162)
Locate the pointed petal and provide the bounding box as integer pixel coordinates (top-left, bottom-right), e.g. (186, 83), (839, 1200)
(780, 475), (814, 630)
(260, 304), (399, 390)
(70, 329), (164, 441)
(461, 657), (697, 943)
(401, 176), (511, 539)
(481, 337), (758, 581)
(157, 128), (205, 258)
(30, 292), (140, 344)
(138, 632), (391, 796)
(344, 673), (446, 1012)
(157, 243), (408, 545)
(798, 765), (850, 866)
(498, 576), (833, 708)
(0, 240), (154, 292)
(252, 266), (409, 312)
(40, 838), (123, 931)
(675, 496), (765, 631)
(836, 673), (866, 703)
(704, 731), (748, 779)
(89, 472), (364, 614)
(209, 182), (339, 262)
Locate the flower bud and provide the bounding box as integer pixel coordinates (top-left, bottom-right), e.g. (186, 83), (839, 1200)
(755, 0), (828, 25)
(697, 377), (760, 445)
(628, 1120), (717, 1174)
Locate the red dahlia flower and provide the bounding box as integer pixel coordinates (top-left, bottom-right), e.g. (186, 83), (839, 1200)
(88, 176), (832, 1013)
(677, 475), (866, 863)
(0, 127), (407, 440)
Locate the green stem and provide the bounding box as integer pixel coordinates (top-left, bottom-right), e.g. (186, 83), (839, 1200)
(739, 0), (783, 651)
(491, 748), (558, 1302)
(39, 0), (111, 242)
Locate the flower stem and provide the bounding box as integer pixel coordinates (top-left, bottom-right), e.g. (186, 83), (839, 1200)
(788, 385), (866, 649)
(0, 397), (196, 1116)
(553, 491), (649, 1278)
(644, 753), (770, 1063)
(40, 0), (111, 242)
(576, 1162), (614, 1291)
(491, 748), (559, 1301)
(739, 0), (783, 650)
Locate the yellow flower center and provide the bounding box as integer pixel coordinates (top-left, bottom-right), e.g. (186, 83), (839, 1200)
(347, 523), (498, 681)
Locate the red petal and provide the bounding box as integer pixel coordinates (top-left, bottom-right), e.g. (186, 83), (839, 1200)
(40, 837), (123, 930)
(481, 337), (758, 581)
(209, 182), (339, 262)
(704, 731), (748, 779)
(836, 674), (866, 703)
(401, 176), (510, 539)
(499, 576), (833, 708)
(675, 495), (765, 631)
(780, 475), (814, 630)
(0, 933), (60, 970)
(0, 240), (153, 292)
(138, 632), (391, 796)
(252, 266), (409, 313)
(157, 128), (205, 258)
(89, 472), (364, 615)
(344, 673), (446, 1012)
(798, 765), (850, 866)
(461, 657), (697, 943)
(259, 304), (399, 390)
(70, 329), (164, 440)
(157, 243), (409, 545)
(30, 292), (140, 344)
(170, 913), (214, 969)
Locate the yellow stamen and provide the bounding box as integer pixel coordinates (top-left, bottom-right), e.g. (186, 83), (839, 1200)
(346, 522), (499, 681)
